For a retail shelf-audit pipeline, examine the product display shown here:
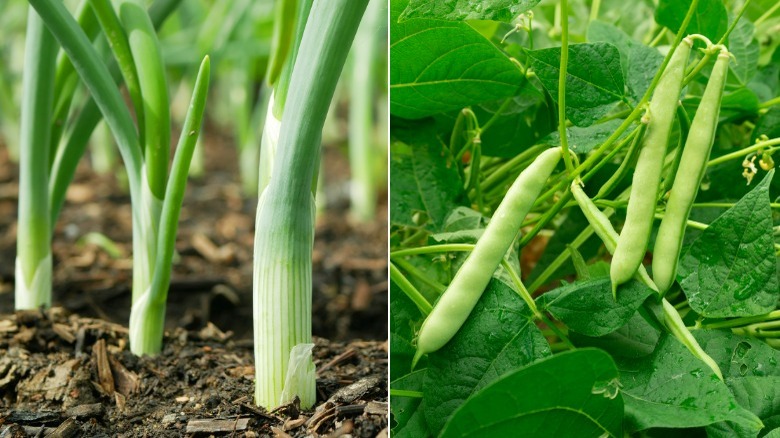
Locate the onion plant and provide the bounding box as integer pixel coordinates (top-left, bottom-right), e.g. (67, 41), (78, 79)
(13, 0), (181, 312)
(15, 7), (57, 310)
(348, 0), (385, 223)
(28, 0), (209, 356)
(253, 0), (369, 409)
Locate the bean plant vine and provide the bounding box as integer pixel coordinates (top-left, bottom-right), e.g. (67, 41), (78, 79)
(390, 0), (780, 435)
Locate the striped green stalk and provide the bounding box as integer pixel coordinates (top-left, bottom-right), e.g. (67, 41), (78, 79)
(348, 0), (384, 222)
(258, 0), (312, 195)
(30, 0), (209, 356)
(15, 7), (57, 310)
(253, 0), (368, 409)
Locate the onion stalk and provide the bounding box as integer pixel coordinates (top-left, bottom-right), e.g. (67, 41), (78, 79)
(29, 0), (210, 356)
(253, 0), (369, 409)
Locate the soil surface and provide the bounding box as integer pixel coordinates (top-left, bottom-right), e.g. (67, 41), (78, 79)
(0, 128), (389, 436)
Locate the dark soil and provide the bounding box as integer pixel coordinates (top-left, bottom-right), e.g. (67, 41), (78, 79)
(0, 129), (389, 436)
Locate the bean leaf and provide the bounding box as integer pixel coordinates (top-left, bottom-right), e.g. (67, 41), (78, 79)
(537, 277), (654, 337)
(526, 42), (626, 126)
(390, 0), (524, 119)
(423, 278), (551, 432)
(390, 123), (466, 232)
(399, 0), (541, 22)
(618, 334), (763, 432)
(587, 21), (664, 103)
(655, 0), (728, 43)
(440, 349), (623, 438)
(679, 170), (778, 318)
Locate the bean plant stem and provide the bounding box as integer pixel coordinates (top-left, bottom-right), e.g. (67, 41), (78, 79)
(755, 1), (780, 26)
(392, 257), (446, 295)
(389, 263), (433, 315)
(760, 96), (780, 109)
(698, 310), (780, 330)
(717, 0), (752, 45)
(557, 0), (573, 174)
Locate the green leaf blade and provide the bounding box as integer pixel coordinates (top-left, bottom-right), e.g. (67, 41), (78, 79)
(527, 42), (626, 127)
(537, 277), (654, 337)
(390, 0), (523, 119)
(423, 279), (551, 432)
(440, 349), (623, 438)
(618, 334), (763, 433)
(655, 0), (728, 43)
(679, 170), (778, 318)
(399, 0), (541, 23)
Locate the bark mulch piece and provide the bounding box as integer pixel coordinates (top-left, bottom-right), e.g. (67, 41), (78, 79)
(0, 308), (388, 437)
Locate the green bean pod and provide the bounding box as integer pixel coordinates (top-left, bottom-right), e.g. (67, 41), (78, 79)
(414, 148), (561, 361)
(571, 182), (657, 295)
(653, 49), (729, 294)
(611, 38), (692, 293)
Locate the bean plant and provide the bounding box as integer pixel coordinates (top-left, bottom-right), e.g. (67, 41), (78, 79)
(390, 0), (780, 435)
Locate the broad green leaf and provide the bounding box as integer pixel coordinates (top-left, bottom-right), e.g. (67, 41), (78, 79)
(471, 91), (553, 158)
(728, 18), (759, 87)
(719, 87), (761, 121)
(749, 63), (780, 103)
(390, 280), (424, 380)
(440, 349), (623, 438)
(391, 370), (429, 436)
(695, 331), (780, 438)
(618, 334), (763, 432)
(570, 311), (661, 358)
(399, 0), (541, 22)
(537, 277), (654, 337)
(679, 170), (778, 318)
(694, 330), (780, 378)
(539, 119), (628, 154)
(587, 21), (664, 103)
(395, 403), (433, 438)
(527, 42), (626, 126)
(390, 0), (524, 119)
(423, 279), (551, 432)
(752, 107), (780, 142)
(655, 0), (728, 43)
(766, 428), (780, 438)
(390, 123), (466, 232)
(707, 376), (780, 438)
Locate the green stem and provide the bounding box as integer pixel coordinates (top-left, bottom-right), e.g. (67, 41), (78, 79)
(707, 137), (780, 166)
(698, 310), (780, 330)
(589, 0), (601, 23)
(717, 0), (752, 45)
(500, 259), (540, 318)
(391, 243), (476, 258)
(253, 0), (368, 410)
(130, 56), (210, 356)
(15, 7), (58, 310)
(119, 0), (171, 200)
(390, 389), (424, 398)
(390, 263), (433, 315)
(755, 1), (780, 26)
(274, 0), (314, 116)
(348, 0), (383, 222)
(392, 257), (446, 295)
(760, 96), (780, 109)
(558, 0), (573, 174)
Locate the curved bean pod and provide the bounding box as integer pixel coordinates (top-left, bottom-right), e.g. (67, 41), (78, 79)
(414, 148), (561, 362)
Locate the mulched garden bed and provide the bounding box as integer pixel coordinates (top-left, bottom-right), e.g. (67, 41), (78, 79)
(0, 128), (389, 437)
